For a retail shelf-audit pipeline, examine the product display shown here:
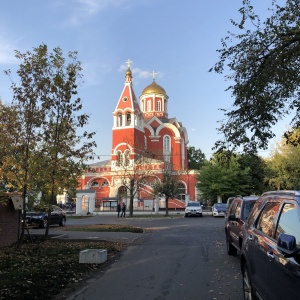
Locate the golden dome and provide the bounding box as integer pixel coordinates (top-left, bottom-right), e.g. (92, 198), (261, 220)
(141, 81), (166, 95)
(125, 68), (132, 77)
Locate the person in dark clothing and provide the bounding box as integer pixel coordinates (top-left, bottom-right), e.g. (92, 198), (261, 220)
(120, 202), (126, 217)
(117, 203), (121, 217)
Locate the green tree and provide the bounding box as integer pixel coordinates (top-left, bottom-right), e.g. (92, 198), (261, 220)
(265, 138), (300, 190)
(152, 168), (181, 216)
(1, 66), (46, 237)
(211, 0), (300, 153)
(2, 45), (96, 238)
(187, 146), (206, 169)
(237, 153), (268, 194)
(197, 155), (252, 203)
(36, 45), (96, 236)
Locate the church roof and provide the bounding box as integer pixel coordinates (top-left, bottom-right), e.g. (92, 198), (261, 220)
(141, 80), (166, 95)
(88, 159), (111, 167)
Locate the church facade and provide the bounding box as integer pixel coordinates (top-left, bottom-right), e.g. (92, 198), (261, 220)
(76, 60), (198, 214)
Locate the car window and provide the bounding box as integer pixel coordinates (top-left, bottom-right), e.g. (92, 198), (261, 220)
(226, 197), (234, 209)
(188, 202), (200, 207)
(256, 202), (281, 238)
(235, 202), (241, 218)
(229, 201), (238, 215)
(275, 203), (300, 247)
(228, 200), (241, 218)
(242, 201), (256, 221)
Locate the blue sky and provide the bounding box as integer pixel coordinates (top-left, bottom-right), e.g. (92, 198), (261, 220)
(0, 0), (289, 160)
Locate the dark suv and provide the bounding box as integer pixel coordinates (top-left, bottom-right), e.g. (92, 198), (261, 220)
(240, 191), (300, 300)
(225, 195), (259, 256)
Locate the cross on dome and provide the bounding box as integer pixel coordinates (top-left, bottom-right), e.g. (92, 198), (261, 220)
(151, 71), (157, 81)
(126, 59), (132, 68)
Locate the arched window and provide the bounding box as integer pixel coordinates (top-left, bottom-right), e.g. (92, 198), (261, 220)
(176, 182), (186, 201)
(101, 181), (109, 187)
(147, 100), (151, 111)
(117, 113), (122, 127)
(116, 151), (123, 167)
(156, 100), (161, 111)
(126, 113), (131, 126)
(163, 135), (171, 162)
(124, 150), (130, 166)
(134, 114), (138, 126)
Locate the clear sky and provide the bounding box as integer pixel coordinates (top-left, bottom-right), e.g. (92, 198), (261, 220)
(0, 0), (289, 161)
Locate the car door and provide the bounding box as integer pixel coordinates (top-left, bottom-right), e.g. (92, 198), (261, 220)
(50, 206), (60, 225)
(249, 201), (281, 299)
(267, 202), (300, 299)
(228, 200), (242, 247)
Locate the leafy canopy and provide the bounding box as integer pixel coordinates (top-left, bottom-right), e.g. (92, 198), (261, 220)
(265, 133), (300, 190)
(211, 0), (300, 153)
(187, 146), (206, 170)
(0, 45), (96, 237)
(197, 152), (252, 202)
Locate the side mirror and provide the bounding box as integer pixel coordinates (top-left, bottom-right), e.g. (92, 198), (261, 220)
(278, 233), (300, 257)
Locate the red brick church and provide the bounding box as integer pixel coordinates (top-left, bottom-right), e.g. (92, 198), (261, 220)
(76, 60), (198, 214)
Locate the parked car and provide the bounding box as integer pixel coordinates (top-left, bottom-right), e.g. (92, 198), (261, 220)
(225, 195), (259, 256)
(26, 205), (67, 228)
(62, 202), (76, 209)
(184, 201), (203, 217)
(240, 190), (300, 300)
(211, 203), (226, 217)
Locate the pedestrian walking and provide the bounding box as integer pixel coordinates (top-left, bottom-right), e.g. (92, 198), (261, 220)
(117, 203), (121, 217)
(120, 202), (126, 217)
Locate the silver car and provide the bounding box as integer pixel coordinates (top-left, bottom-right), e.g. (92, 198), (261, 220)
(184, 201), (203, 217)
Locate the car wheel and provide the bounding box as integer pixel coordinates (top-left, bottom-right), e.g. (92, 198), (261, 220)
(226, 234), (237, 256)
(242, 263), (256, 300)
(199, 213), (203, 217)
(41, 218), (48, 228)
(184, 214), (188, 217)
(59, 217), (66, 226)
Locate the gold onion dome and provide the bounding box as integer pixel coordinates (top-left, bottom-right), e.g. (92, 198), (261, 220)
(142, 80), (166, 95)
(125, 68), (132, 76)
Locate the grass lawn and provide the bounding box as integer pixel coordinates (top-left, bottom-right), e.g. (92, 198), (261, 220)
(0, 224), (142, 300)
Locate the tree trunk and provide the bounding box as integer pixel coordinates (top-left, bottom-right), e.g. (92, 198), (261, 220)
(129, 195), (134, 217)
(20, 184), (28, 240)
(165, 197), (169, 216)
(129, 179), (134, 217)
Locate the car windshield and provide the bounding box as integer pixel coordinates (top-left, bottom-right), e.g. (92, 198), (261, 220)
(187, 202), (200, 207)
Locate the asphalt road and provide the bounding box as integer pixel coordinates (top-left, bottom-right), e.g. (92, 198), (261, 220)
(56, 215), (244, 300)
